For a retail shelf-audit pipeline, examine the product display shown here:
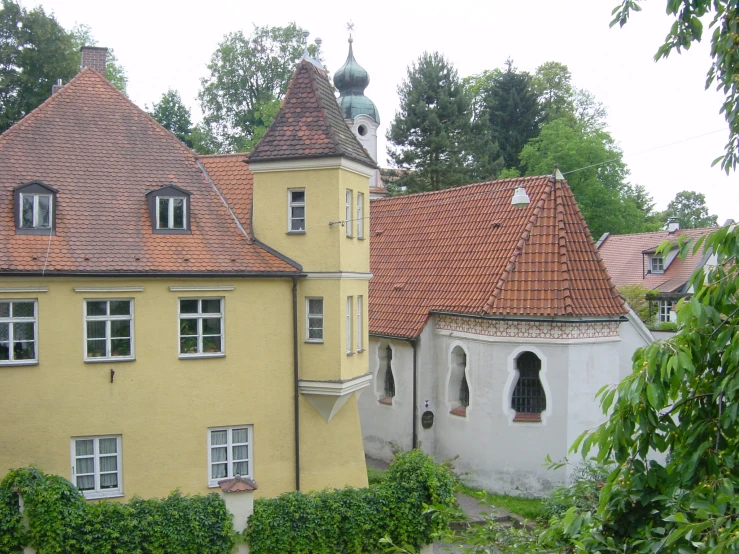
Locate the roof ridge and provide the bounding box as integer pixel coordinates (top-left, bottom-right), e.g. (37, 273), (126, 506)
(555, 180), (574, 315)
(482, 178), (555, 314)
(197, 152), (249, 159)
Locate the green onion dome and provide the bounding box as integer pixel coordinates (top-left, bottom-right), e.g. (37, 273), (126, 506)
(333, 38), (379, 124)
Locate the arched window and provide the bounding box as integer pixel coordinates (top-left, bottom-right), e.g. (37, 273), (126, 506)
(448, 346), (470, 416)
(377, 343), (395, 405)
(512, 351), (546, 422)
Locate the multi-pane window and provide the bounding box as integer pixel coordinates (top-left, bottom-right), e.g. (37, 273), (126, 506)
(512, 352), (546, 420)
(71, 436), (122, 498)
(345, 189), (353, 237)
(20, 193), (52, 229)
(659, 300), (673, 323)
(346, 296), (353, 353)
(356, 192), (364, 239)
(288, 189), (306, 232)
(0, 300), (37, 364)
(179, 298), (224, 356)
(157, 197), (186, 230)
(356, 296), (363, 352)
(208, 426), (252, 485)
(85, 300), (133, 360)
(650, 256), (664, 273)
(306, 297), (323, 342)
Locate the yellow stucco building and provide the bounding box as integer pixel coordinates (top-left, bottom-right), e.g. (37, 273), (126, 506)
(0, 48), (374, 500)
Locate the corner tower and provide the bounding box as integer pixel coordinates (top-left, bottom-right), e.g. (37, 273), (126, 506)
(249, 59), (376, 491)
(334, 38), (380, 188)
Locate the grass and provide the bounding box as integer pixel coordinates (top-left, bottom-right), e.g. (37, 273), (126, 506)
(367, 466), (389, 486)
(456, 483), (548, 521)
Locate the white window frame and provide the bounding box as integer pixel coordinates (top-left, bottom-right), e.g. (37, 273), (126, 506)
(19, 193), (52, 229)
(156, 196), (187, 230)
(287, 189), (306, 233)
(356, 192), (364, 239)
(70, 435), (123, 500)
(346, 296), (353, 355)
(345, 189), (353, 238)
(178, 297), (225, 358)
(207, 425), (253, 487)
(650, 256), (664, 273)
(83, 299), (134, 362)
(305, 297), (324, 343)
(356, 296), (363, 352)
(0, 299), (38, 365)
(659, 300), (673, 323)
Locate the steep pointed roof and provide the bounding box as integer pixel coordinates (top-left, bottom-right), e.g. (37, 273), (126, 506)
(0, 68), (298, 275)
(369, 176), (626, 338)
(249, 60), (376, 168)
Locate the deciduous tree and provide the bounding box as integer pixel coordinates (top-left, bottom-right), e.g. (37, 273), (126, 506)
(664, 190), (719, 229)
(70, 24), (127, 94)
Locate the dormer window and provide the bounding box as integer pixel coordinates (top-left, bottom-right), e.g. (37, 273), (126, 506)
(14, 181), (57, 235)
(650, 256), (664, 273)
(145, 184), (191, 234)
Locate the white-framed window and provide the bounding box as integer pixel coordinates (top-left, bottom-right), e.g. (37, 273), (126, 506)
(0, 300), (37, 364)
(84, 300), (134, 361)
(650, 256), (664, 273)
(346, 296), (353, 354)
(345, 189), (353, 237)
(356, 192), (364, 239)
(208, 425), (252, 486)
(356, 296), (363, 352)
(71, 435), (122, 499)
(659, 300), (673, 323)
(306, 297), (323, 342)
(179, 298), (224, 357)
(156, 197), (186, 230)
(288, 189), (306, 232)
(20, 193), (52, 229)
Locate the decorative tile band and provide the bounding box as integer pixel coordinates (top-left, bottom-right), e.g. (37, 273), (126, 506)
(436, 315), (620, 340)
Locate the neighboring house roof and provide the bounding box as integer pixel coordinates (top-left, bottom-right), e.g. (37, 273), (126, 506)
(249, 60), (376, 169)
(369, 176), (626, 338)
(598, 227), (715, 293)
(0, 68), (298, 275)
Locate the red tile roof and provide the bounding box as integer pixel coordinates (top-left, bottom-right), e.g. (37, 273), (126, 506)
(369, 176), (626, 338)
(0, 68), (298, 275)
(198, 153), (253, 232)
(249, 60), (376, 169)
(598, 227), (714, 292)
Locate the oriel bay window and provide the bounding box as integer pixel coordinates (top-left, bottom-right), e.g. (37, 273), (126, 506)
(71, 435), (122, 499)
(84, 300), (133, 361)
(208, 426), (252, 486)
(179, 298), (224, 357)
(0, 300), (37, 364)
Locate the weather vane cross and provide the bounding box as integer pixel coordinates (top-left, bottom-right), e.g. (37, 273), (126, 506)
(346, 21), (355, 37)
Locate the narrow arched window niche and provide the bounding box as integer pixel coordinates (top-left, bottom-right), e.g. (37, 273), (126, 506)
(511, 351), (546, 422)
(376, 343), (395, 405)
(447, 345), (470, 417)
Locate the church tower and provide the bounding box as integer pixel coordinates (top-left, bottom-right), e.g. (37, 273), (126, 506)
(334, 38), (381, 189)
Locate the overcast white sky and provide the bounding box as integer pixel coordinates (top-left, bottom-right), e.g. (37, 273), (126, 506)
(35, 0), (736, 223)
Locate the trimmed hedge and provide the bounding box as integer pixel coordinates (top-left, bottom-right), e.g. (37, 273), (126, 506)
(245, 450), (456, 554)
(0, 467), (235, 554)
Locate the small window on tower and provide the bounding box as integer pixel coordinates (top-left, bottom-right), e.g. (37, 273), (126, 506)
(145, 184), (191, 234)
(288, 189), (306, 233)
(357, 124), (367, 136)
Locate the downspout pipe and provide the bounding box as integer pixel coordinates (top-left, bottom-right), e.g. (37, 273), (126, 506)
(292, 277), (300, 491)
(409, 338), (418, 450)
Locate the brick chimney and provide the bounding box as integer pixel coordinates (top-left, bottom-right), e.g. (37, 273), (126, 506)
(80, 46), (108, 76)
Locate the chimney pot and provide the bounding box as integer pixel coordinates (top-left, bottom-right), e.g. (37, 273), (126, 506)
(80, 46), (108, 77)
(51, 78), (63, 94)
(667, 217), (680, 234)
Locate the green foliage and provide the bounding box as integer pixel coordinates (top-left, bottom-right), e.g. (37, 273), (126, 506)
(149, 89), (194, 148)
(70, 24), (127, 94)
(246, 450), (456, 554)
(519, 118), (661, 238)
(611, 0), (739, 173)
(387, 52), (491, 192)
(456, 482), (547, 521)
(545, 225), (739, 551)
(541, 460), (611, 520)
(664, 190), (719, 229)
(617, 284), (658, 324)
(367, 467), (388, 486)
(198, 23), (318, 153)
(532, 61), (575, 125)
(0, 467), (235, 553)
(653, 320), (679, 331)
(0, 0), (79, 132)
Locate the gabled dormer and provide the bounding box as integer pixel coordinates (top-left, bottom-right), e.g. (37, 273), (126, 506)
(14, 181), (57, 235)
(643, 245), (680, 276)
(145, 183), (192, 234)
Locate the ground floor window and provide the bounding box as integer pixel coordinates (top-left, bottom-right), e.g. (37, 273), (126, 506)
(208, 425), (252, 486)
(512, 351), (546, 422)
(71, 435), (122, 499)
(658, 300), (673, 323)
